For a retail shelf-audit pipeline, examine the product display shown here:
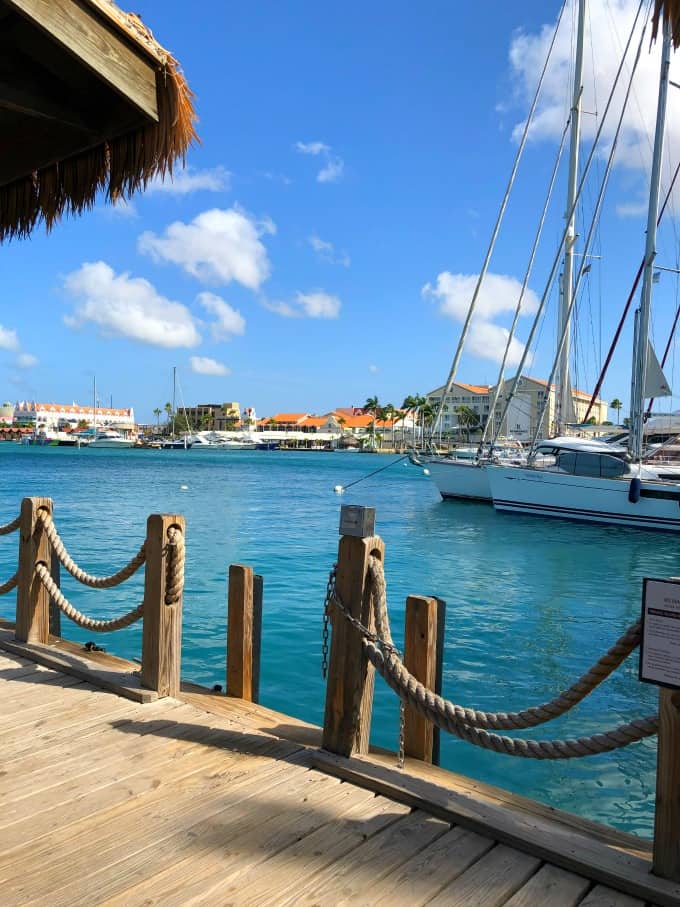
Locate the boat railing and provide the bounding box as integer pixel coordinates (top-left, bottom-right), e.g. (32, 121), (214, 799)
(0, 497), (185, 697)
(321, 504), (679, 884)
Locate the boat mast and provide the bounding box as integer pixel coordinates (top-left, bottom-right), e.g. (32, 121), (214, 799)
(555, 0), (586, 435)
(172, 366), (176, 440)
(628, 18), (672, 462)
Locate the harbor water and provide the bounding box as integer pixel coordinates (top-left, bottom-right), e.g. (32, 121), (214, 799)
(0, 445), (667, 838)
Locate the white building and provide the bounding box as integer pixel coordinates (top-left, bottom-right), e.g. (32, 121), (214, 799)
(14, 401), (135, 431)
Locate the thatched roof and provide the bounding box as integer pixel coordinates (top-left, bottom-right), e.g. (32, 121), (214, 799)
(652, 0), (680, 47)
(0, 0), (198, 241)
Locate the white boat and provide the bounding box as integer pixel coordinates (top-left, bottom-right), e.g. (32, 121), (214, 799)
(88, 430), (135, 449)
(488, 14), (680, 532)
(189, 433), (256, 450)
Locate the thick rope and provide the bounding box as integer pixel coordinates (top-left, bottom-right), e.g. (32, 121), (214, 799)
(37, 512), (146, 588)
(330, 557), (658, 758)
(164, 525), (185, 605)
(0, 572), (18, 596)
(35, 564), (144, 632)
(365, 557), (642, 731)
(0, 515), (20, 536)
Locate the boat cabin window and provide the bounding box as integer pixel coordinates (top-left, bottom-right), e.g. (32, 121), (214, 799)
(556, 451), (627, 478)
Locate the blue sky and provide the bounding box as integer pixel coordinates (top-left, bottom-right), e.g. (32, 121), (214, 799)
(3, 0), (680, 421)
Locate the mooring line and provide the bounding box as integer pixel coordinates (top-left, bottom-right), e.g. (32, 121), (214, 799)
(334, 454), (409, 493)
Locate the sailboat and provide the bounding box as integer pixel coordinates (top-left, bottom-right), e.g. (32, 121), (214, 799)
(87, 378), (135, 449)
(424, 0), (587, 502)
(486, 12), (680, 532)
(161, 367), (193, 449)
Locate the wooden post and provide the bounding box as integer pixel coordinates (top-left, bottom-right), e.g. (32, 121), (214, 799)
(226, 564), (256, 701)
(141, 514), (184, 697)
(432, 597), (446, 767)
(403, 594), (439, 763)
(323, 506), (383, 757)
(49, 548), (61, 638)
(15, 497), (53, 644)
(653, 687), (680, 881)
(252, 574), (263, 704)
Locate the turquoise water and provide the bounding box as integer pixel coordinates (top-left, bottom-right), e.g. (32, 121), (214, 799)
(0, 445), (668, 837)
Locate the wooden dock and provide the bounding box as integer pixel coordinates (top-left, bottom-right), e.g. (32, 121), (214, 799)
(0, 644), (672, 907)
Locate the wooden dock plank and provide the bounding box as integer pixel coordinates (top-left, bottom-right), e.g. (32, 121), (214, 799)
(578, 886), (648, 906)
(369, 825), (496, 906)
(505, 863), (591, 907)
(92, 770), (376, 906)
(211, 793), (412, 907)
(284, 810), (451, 906)
(426, 843), (541, 907)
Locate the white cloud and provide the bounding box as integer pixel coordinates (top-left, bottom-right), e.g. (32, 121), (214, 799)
(616, 199), (648, 217)
(197, 292), (246, 340)
(295, 140), (345, 184)
(16, 353), (38, 368)
(308, 235), (351, 267)
(423, 272), (538, 321)
(368, 364), (379, 374)
(0, 325), (19, 351)
(467, 322), (532, 368)
(295, 141), (330, 155)
(423, 272), (537, 366)
(138, 207), (274, 290)
(147, 166), (231, 195)
(505, 1), (680, 184)
(296, 291), (341, 318)
(263, 291), (342, 319)
(190, 356), (231, 376)
(63, 261), (201, 348)
(107, 198), (137, 219)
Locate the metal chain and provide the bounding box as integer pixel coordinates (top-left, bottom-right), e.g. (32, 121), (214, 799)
(321, 564), (335, 679)
(398, 701), (406, 769)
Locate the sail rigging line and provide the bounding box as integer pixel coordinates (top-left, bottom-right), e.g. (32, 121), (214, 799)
(491, 0), (648, 449)
(477, 118), (571, 454)
(528, 10), (651, 452)
(430, 0), (568, 438)
(582, 158), (680, 422)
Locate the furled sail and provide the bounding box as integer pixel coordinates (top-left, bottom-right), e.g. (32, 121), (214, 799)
(644, 340), (672, 397)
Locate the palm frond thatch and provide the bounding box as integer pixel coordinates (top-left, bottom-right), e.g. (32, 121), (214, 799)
(652, 0), (680, 47)
(0, 3), (198, 242)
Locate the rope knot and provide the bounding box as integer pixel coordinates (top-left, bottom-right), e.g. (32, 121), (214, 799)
(164, 525), (185, 606)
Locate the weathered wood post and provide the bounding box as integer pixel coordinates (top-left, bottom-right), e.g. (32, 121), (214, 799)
(227, 564), (263, 702)
(49, 548), (61, 638)
(15, 496), (53, 644)
(653, 688), (680, 881)
(141, 514), (185, 697)
(323, 505), (383, 757)
(403, 594), (440, 763)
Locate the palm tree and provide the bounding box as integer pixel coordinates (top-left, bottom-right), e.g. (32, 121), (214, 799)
(164, 402), (173, 436)
(401, 395), (418, 447)
(153, 408), (162, 432)
(364, 396), (380, 449)
(454, 405), (480, 443)
(337, 415), (347, 448)
(610, 398), (623, 424)
(382, 403), (395, 450)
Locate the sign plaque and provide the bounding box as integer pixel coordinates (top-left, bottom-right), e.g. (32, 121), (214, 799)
(339, 505), (376, 538)
(639, 577), (680, 690)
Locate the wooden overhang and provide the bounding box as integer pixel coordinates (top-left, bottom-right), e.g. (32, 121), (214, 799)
(0, 0), (197, 240)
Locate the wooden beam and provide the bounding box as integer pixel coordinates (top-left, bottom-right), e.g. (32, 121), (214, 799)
(403, 594), (438, 763)
(226, 564), (255, 701)
(15, 496), (52, 645)
(322, 533), (384, 757)
(5, 0), (158, 120)
(653, 688), (680, 881)
(140, 514), (184, 698)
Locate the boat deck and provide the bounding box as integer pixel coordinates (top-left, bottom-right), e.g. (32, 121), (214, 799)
(1, 647), (671, 906)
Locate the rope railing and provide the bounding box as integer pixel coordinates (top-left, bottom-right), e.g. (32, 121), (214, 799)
(329, 556), (658, 759)
(0, 572), (18, 596)
(35, 565), (144, 632)
(36, 511), (146, 588)
(0, 514), (20, 536)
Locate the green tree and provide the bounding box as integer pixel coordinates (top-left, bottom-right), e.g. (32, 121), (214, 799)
(164, 402), (173, 435)
(454, 405), (480, 443)
(364, 395), (380, 448)
(610, 398), (623, 424)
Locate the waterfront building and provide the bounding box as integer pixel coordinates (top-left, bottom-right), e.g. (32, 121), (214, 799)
(0, 402), (14, 424)
(426, 377), (607, 441)
(13, 401), (135, 432)
(182, 402), (240, 431)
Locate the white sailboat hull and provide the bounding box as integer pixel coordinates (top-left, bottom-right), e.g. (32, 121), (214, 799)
(487, 464), (680, 532)
(425, 459), (492, 502)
